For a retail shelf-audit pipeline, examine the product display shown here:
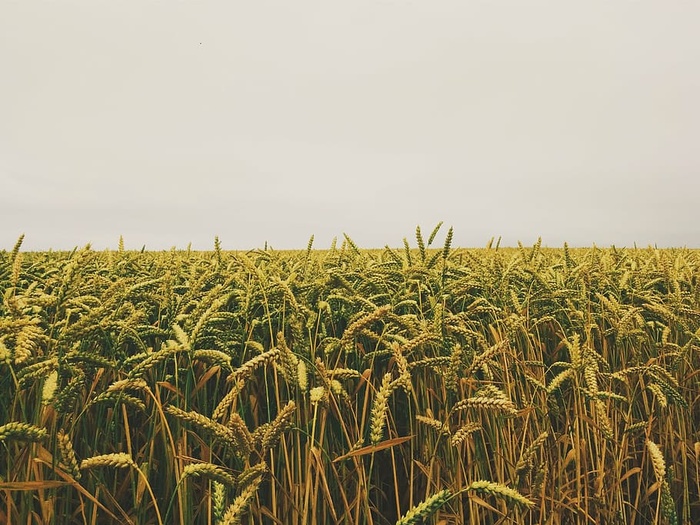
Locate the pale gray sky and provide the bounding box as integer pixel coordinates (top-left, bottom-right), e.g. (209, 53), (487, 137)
(1, 1), (698, 251)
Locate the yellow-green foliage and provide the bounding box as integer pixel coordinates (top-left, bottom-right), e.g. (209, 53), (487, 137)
(1, 231), (699, 524)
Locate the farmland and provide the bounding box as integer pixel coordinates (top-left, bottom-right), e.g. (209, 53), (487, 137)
(1, 227), (699, 524)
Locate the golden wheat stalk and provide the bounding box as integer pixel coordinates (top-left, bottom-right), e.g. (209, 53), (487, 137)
(595, 399), (614, 439)
(329, 379), (349, 399)
(17, 357), (58, 387)
(90, 391), (146, 411)
(128, 345), (183, 378)
(566, 334), (583, 370)
(402, 331), (440, 353)
(646, 382), (668, 409)
(13, 325), (43, 364)
(445, 343), (463, 392)
(245, 418), (269, 447)
(390, 342), (411, 385)
(408, 356), (452, 371)
(0, 337), (12, 364)
(584, 364), (599, 394)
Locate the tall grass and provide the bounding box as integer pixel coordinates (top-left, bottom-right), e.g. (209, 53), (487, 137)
(1, 228), (698, 523)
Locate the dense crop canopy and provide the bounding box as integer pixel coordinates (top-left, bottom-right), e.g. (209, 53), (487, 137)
(1, 231), (698, 523)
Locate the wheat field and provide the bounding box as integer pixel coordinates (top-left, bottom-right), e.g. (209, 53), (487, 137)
(1, 226), (698, 524)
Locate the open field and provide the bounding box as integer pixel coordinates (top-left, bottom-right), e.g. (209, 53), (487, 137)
(1, 228), (699, 524)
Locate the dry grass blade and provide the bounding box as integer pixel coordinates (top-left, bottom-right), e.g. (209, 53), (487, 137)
(333, 436), (413, 462)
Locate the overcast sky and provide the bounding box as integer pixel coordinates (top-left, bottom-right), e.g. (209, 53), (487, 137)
(1, 1), (698, 251)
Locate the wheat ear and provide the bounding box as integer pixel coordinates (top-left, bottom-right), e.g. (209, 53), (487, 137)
(57, 429), (81, 480)
(220, 474), (262, 525)
(370, 373), (394, 444)
(80, 453), (136, 470)
(182, 463), (237, 487)
(395, 489), (451, 525)
(0, 422), (47, 442)
(647, 440), (666, 481)
(261, 401), (296, 450)
(467, 480), (534, 508)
